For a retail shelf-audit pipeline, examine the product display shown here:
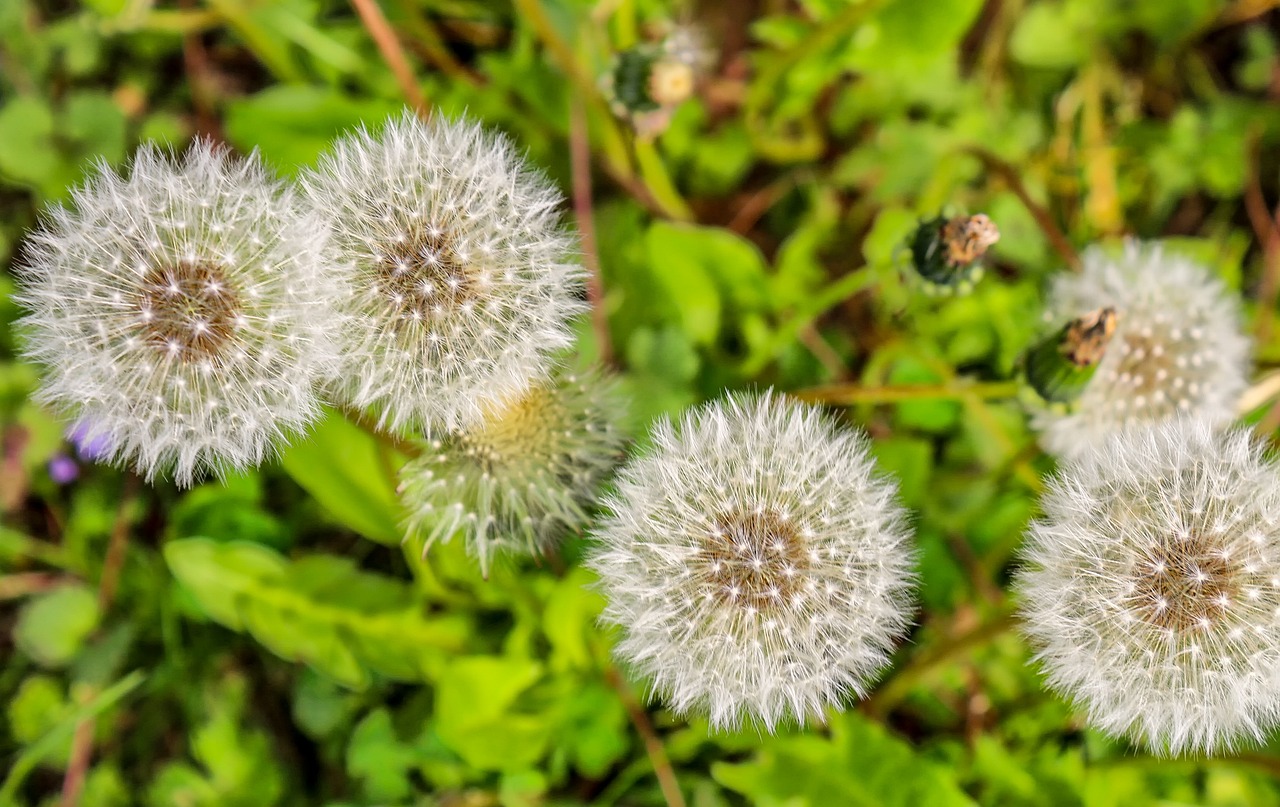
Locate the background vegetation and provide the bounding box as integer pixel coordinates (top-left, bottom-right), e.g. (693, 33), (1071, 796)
(3, 0), (1280, 804)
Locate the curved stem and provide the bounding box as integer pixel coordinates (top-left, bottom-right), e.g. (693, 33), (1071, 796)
(605, 666), (686, 807)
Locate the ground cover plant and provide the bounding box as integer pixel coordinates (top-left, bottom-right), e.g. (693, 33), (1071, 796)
(4, 0), (1280, 805)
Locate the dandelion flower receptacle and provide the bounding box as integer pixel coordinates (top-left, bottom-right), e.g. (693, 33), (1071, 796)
(1016, 419), (1280, 755)
(399, 367), (628, 577)
(16, 141), (342, 486)
(589, 392), (916, 732)
(1032, 241), (1249, 460)
(301, 111), (586, 435)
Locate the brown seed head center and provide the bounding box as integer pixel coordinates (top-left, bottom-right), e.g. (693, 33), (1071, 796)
(698, 508), (808, 610)
(137, 259), (240, 362)
(376, 226), (478, 329)
(1131, 535), (1240, 632)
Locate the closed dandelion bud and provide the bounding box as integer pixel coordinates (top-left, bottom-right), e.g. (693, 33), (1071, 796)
(906, 213), (999, 295)
(603, 26), (711, 137)
(301, 112), (585, 435)
(15, 141), (342, 486)
(1024, 307), (1118, 404)
(1016, 419), (1280, 755)
(1032, 241), (1249, 461)
(399, 367), (628, 577)
(588, 391), (916, 732)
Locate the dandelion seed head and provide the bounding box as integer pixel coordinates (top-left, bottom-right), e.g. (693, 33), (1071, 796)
(1032, 242), (1248, 460)
(14, 141), (341, 486)
(589, 391), (916, 732)
(400, 367), (627, 576)
(1016, 419), (1280, 755)
(302, 111), (585, 434)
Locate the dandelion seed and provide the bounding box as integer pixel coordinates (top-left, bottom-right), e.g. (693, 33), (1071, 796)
(301, 112), (585, 434)
(1016, 419), (1280, 755)
(589, 391), (916, 732)
(15, 141), (341, 486)
(399, 367), (628, 577)
(1031, 241), (1249, 460)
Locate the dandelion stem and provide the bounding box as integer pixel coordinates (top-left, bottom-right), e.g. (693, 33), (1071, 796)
(965, 146), (1079, 271)
(794, 379), (1021, 406)
(570, 97), (614, 365)
(349, 0), (429, 115)
(605, 666), (686, 807)
(864, 607), (1018, 719)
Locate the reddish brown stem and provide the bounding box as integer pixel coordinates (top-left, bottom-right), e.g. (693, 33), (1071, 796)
(605, 666), (686, 807)
(570, 98), (614, 365)
(350, 0), (428, 115)
(966, 146), (1080, 271)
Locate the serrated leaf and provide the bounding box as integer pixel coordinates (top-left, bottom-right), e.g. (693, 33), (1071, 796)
(165, 538), (470, 688)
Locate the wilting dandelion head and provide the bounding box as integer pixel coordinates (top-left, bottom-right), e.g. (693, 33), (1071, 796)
(1032, 241), (1248, 460)
(15, 141), (341, 486)
(399, 367), (628, 577)
(302, 111), (585, 434)
(1016, 419), (1280, 755)
(589, 392), (916, 731)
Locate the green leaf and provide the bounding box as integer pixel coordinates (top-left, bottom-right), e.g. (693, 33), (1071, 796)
(278, 408), (403, 545)
(643, 222), (726, 345)
(842, 0), (986, 73)
(0, 96), (58, 188)
(224, 86), (401, 172)
(165, 538), (470, 688)
(434, 656), (550, 771)
(713, 712), (976, 806)
(14, 583), (101, 667)
(347, 709), (418, 802)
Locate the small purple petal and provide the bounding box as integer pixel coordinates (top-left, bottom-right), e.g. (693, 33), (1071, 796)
(48, 454), (79, 485)
(68, 422), (114, 463)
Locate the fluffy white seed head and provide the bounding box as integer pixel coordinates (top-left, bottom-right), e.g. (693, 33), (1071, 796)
(1017, 419), (1280, 755)
(301, 111), (586, 434)
(1032, 241), (1249, 460)
(589, 391), (916, 732)
(399, 366), (628, 577)
(15, 141), (342, 486)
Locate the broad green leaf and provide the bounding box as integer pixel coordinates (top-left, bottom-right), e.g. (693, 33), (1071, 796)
(165, 538), (470, 688)
(347, 709), (418, 802)
(14, 583), (101, 667)
(0, 96), (57, 187)
(714, 712), (976, 806)
(434, 656), (550, 771)
(644, 222), (725, 346)
(278, 408), (403, 545)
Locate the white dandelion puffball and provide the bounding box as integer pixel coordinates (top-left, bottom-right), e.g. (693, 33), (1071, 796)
(589, 391), (916, 731)
(399, 366), (628, 577)
(301, 111), (585, 434)
(1032, 241), (1249, 460)
(1017, 419), (1280, 755)
(16, 141), (341, 486)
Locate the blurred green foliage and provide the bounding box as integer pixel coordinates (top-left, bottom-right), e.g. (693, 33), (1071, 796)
(4, 0), (1280, 805)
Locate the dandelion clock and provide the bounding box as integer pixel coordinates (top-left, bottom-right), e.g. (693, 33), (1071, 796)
(589, 391), (916, 731)
(16, 141), (342, 486)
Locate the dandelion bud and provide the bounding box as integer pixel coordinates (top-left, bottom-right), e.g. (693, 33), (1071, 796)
(399, 367), (628, 577)
(301, 112), (585, 435)
(906, 213), (999, 294)
(1024, 307), (1118, 404)
(1031, 242), (1249, 461)
(15, 141), (341, 486)
(603, 26), (712, 138)
(589, 391), (916, 731)
(1017, 419), (1280, 755)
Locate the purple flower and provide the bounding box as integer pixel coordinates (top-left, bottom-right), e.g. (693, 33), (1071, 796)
(47, 454), (79, 484)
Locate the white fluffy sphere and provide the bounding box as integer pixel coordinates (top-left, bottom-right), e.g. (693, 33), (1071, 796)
(301, 111), (585, 434)
(589, 391), (916, 731)
(1032, 241), (1249, 461)
(1017, 419), (1280, 755)
(16, 141), (342, 486)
